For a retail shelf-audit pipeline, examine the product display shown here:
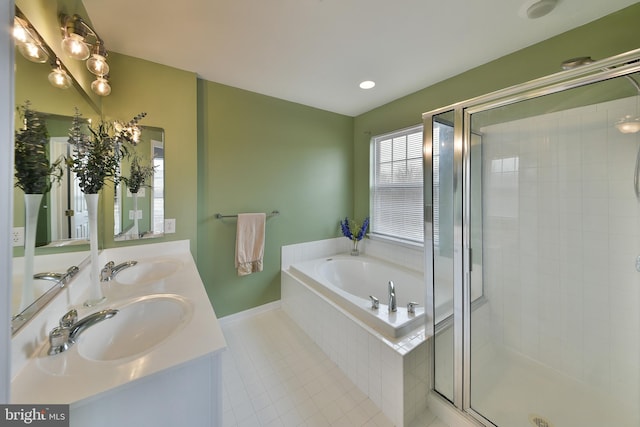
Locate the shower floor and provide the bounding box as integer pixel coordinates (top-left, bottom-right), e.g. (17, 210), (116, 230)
(435, 332), (638, 427)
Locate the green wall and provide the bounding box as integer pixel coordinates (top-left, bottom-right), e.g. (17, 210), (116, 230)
(196, 81), (353, 317)
(12, 1), (640, 318)
(353, 3), (640, 219)
(102, 53), (199, 255)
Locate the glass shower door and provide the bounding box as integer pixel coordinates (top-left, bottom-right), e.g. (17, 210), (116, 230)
(467, 73), (640, 427)
(425, 50), (640, 427)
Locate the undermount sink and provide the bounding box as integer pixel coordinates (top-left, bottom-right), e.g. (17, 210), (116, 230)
(114, 259), (182, 285)
(77, 294), (192, 362)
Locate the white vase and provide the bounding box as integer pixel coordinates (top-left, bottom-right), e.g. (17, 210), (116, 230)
(19, 193), (43, 312)
(131, 192), (139, 238)
(84, 193), (105, 306)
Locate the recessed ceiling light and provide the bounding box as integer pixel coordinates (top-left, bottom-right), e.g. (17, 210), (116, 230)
(525, 0), (557, 19)
(359, 80), (375, 89)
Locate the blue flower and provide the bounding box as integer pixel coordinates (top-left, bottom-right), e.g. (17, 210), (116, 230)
(340, 216), (369, 241)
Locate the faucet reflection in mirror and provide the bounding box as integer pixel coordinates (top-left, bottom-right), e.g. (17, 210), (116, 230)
(14, 102), (64, 311)
(67, 110), (147, 306)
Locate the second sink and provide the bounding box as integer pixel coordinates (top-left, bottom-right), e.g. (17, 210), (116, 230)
(114, 259), (182, 285)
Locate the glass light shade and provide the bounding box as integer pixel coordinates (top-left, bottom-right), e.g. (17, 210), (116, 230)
(13, 23), (28, 43)
(17, 42), (48, 63)
(61, 33), (90, 60)
(48, 68), (72, 89)
(91, 77), (111, 96)
(615, 115), (640, 134)
(86, 54), (109, 76)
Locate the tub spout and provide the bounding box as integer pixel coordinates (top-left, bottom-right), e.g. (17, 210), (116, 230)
(388, 280), (397, 312)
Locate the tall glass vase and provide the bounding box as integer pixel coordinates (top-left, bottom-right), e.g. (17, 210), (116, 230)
(20, 193), (43, 312)
(84, 193), (105, 306)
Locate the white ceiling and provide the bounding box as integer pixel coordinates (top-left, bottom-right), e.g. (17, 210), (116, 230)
(83, 0), (637, 116)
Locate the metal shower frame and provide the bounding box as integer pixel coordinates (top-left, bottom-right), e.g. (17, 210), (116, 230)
(421, 48), (640, 426)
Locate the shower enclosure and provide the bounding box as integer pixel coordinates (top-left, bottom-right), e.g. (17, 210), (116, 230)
(423, 49), (640, 427)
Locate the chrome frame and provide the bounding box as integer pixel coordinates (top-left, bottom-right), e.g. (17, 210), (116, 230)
(422, 48), (640, 426)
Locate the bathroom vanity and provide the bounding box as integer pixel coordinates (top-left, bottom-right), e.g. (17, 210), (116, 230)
(10, 240), (226, 427)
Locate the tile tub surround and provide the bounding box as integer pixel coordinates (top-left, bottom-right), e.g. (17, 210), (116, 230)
(11, 240), (227, 426)
(220, 307), (447, 427)
(281, 238), (428, 427)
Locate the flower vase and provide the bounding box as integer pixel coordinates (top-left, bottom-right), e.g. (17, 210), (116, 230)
(20, 193), (43, 312)
(131, 191), (139, 239)
(351, 239), (360, 256)
(84, 193), (105, 306)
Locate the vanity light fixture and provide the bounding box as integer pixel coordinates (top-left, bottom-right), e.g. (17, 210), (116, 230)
(91, 76), (111, 96)
(86, 40), (109, 76)
(60, 14), (92, 60)
(13, 16), (48, 63)
(48, 59), (72, 90)
(61, 14), (112, 96)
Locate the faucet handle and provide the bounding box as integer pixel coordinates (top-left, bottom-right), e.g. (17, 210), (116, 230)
(48, 327), (71, 356)
(407, 302), (420, 314)
(369, 295), (379, 310)
(100, 261), (115, 282)
(59, 309), (78, 328)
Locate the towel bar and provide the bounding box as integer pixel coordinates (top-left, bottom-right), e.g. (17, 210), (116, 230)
(215, 210), (280, 219)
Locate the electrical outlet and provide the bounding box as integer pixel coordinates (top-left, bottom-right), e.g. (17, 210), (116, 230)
(12, 227), (24, 247)
(128, 210), (143, 220)
(164, 218), (176, 234)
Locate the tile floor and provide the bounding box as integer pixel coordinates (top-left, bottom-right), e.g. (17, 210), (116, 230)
(220, 308), (448, 427)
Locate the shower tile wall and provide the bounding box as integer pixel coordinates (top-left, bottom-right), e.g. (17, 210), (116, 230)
(480, 96), (640, 408)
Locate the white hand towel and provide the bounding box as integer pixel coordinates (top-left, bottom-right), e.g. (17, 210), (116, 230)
(235, 213), (266, 276)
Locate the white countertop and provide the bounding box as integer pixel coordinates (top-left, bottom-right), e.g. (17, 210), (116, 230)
(11, 240), (227, 404)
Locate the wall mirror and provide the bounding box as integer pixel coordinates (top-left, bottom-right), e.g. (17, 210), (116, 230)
(12, 7), (97, 320)
(12, 4), (167, 324)
(114, 126), (165, 241)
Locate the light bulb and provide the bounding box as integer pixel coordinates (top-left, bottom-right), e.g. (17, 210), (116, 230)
(18, 42), (48, 63)
(13, 25), (28, 43)
(91, 77), (111, 96)
(48, 67), (72, 89)
(61, 33), (90, 60)
(615, 115), (640, 134)
(86, 54), (109, 76)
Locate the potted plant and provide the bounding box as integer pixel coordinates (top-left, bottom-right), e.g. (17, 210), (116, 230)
(67, 109), (146, 305)
(14, 101), (64, 311)
(339, 216), (369, 256)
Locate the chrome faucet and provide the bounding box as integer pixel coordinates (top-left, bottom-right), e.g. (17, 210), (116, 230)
(100, 260), (138, 282)
(388, 280), (397, 312)
(34, 265), (80, 283)
(48, 308), (118, 355)
(369, 295), (379, 310)
(407, 301), (419, 314)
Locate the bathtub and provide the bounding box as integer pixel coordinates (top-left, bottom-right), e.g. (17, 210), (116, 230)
(287, 254), (425, 338)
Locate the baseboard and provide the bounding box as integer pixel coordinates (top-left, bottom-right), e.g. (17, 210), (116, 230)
(218, 300), (281, 326)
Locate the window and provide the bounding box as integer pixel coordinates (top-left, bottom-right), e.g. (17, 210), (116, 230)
(370, 125), (424, 243)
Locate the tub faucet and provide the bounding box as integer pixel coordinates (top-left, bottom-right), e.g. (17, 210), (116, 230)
(388, 281), (397, 312)
(369, 295), (379, 310)
(101, 260), (138, 282)
(407, 301), (420, 314)
(48, 308), (118, 355)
